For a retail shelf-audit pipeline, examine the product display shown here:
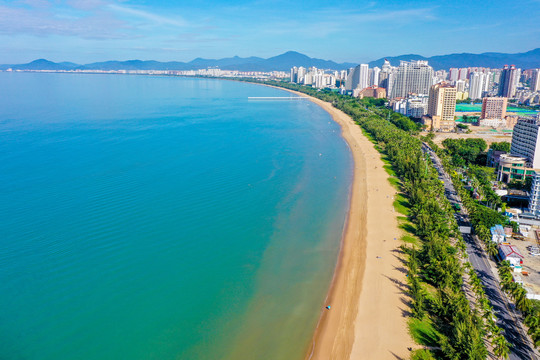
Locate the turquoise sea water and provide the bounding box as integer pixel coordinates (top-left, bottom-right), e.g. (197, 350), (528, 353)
(0, 73), (352, 359)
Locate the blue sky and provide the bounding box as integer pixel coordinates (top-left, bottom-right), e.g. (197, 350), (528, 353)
(1, 0), (539, 64)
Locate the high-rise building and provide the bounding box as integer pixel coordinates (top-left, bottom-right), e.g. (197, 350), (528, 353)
(290, 67), (298, 82)
(510, 116), (540, 168)
(479, 97), (508, 127)
(455, 79), (466, 93)
(345, 64), (369, 90)
(449, 68), (459, 83)
(297, 66), (306, 83)
(469, 72), (487, 100)
(390, 60), (434, 99)
(531, 69), (540, 93)
(425, 82), (457, 131)
(481, 97), (507, 120)
(370, 66), (381, 86)
(359, 64), (369, 90)
(345, 65), (359, 90)
(458, 68), (469, 81)
(498, 65), (518, 98)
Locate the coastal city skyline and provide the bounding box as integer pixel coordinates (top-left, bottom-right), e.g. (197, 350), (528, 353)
(1, 0), (539, 64)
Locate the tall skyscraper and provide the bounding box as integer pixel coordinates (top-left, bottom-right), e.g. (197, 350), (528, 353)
(455, 79), (466, 93)
(297, 66), (306, 83)
(359, 64), (369, 90)
(469, 72), (486, 100)
(531, 69), (540, 93)
(426, 82), (457, 131)
(345, 64), (369, 90)
(449, 68), (459, 83)
(510, 117), (540, 168)
(390, 60), (434, 99)
(290, 67), (298, 82)
(498, 65), (518, 98)
(345, 66), (359, 90)
(370, 66), (381, 86)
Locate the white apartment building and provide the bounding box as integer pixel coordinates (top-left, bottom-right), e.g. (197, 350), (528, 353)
(529, 170), (540, 216)
(370, 66), (380, 87)
(359, 64), (369, 90)
(510, 116), (540, 168)
(531, 69), (540, 93)
(390, 60), (434, 99)
(469, 72), (486, 100)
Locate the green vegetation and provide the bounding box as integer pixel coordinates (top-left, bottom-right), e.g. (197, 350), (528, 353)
(460, 114), (480, 123)
(489, 141), (511, 153)
(441, 138), (487, 166)
(411, 349), (437, 360)
(409, 317), (441, 347)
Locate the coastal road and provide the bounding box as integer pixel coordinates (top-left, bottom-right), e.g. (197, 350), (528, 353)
(422, 143), (538, 360)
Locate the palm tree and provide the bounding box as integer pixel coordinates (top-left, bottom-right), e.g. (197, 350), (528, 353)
(493, 334), (511, 359)
(486, 241), (499, 258)
(513, 287), (531, 314)
(525, 313), (539, 332)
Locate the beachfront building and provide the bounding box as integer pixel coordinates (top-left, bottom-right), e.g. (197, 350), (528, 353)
(490, 224), (507, 244)
(345, 64), (369, 91)
(510, 117), (540, 168)
(496, 154), (536, 183)
(498, 244), (524, 272)
(528, 170), (540, 217)
(422, 82), (457, 132)
(390, 60), (434, 99)
(393, 95), (429, 118)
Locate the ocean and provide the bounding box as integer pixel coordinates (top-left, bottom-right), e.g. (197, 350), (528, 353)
(0, 73), (352, 359)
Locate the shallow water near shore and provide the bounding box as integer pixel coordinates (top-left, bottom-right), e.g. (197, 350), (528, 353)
(0, 73), (353, 359)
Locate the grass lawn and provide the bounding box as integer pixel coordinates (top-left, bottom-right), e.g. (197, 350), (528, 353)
(408, 316), (441, 348)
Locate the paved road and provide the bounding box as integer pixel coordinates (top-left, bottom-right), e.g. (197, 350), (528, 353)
(422, 143), (538, 360)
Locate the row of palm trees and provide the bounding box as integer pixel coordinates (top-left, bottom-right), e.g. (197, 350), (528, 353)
(466, 263), (511, 358)
(498, 261), (540, 348)
(358, 105), (491, 359)
(429, 139), (540, 351)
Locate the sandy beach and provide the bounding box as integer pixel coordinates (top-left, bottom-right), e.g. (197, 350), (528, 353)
(274, 89), (413, 359)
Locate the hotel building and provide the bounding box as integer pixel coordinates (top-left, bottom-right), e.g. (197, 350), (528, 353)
(423, 83), (457, 132)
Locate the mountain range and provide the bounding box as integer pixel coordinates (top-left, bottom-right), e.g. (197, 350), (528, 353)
(2, 49), (540, 72)
(0, 52), (356, 72)
(368, 48), (540, 70)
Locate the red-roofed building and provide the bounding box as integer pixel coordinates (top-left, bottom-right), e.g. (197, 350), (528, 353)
(499, 244), (524, 271)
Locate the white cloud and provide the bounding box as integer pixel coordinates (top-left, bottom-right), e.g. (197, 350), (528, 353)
(0, 2), (129, 38)
(107, 4), (188, 28)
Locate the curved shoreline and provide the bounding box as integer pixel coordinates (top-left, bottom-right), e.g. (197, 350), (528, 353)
(265, 86), (413, 359)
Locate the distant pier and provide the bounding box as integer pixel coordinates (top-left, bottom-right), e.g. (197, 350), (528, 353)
(247, 96), (308, 100)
